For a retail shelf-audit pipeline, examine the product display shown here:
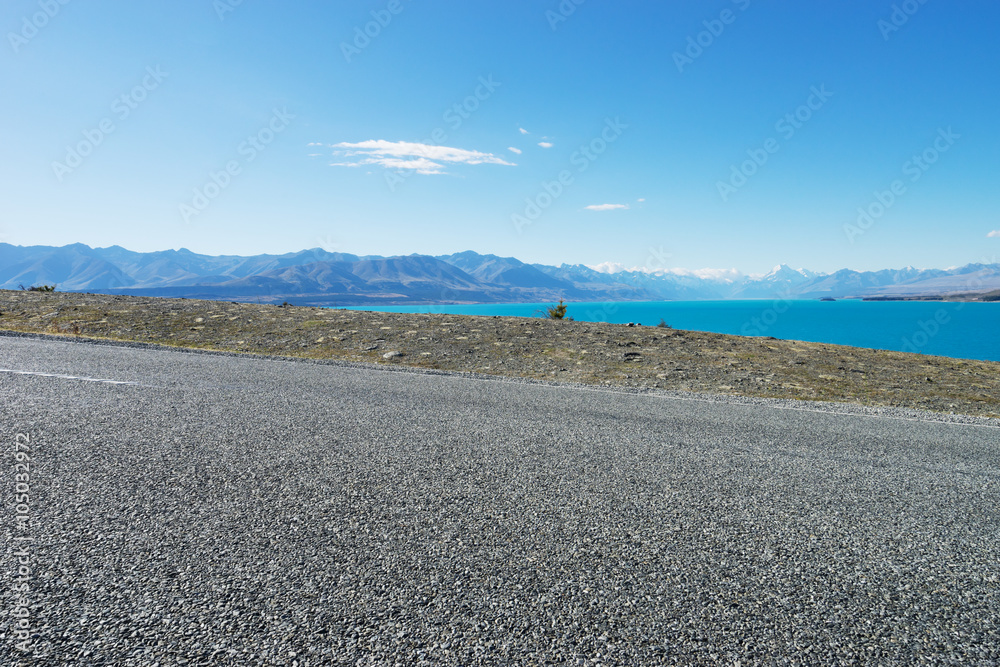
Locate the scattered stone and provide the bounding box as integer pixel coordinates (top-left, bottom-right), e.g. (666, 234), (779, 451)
(1, 290), (998, 418)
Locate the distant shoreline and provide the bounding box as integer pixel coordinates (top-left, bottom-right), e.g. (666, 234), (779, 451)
(862, 291), (1000, 302)
(51, 289), (1000, 307)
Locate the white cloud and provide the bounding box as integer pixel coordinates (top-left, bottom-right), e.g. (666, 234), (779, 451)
(307, 142), (324, 147)
(585, 204), (628, 211)
(537, 141), (553, 148)
(519, 127), (529, 135)
(365, 157), (449, 175)
(508, 146), (522, 154)
(637, 198), (645, 202)
(988, 230), (1000, 238)
(589, 262), (629, 274)
(328, 140), (515, 175)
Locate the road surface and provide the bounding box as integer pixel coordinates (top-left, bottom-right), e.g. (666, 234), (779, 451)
(2, 334), (999, 665)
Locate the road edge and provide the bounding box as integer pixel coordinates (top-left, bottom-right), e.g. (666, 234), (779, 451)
(2, 328), (997, 429)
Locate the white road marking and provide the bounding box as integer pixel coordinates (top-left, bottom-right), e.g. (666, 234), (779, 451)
(0, 368), (144, 386)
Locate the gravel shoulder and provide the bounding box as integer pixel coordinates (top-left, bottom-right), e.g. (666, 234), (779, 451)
(1, 289), (998, 418)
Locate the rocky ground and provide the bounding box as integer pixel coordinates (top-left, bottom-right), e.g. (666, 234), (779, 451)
(1, 289), (998, 418)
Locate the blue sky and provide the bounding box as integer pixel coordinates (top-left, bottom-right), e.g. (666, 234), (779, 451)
(2, 0), (998, 275)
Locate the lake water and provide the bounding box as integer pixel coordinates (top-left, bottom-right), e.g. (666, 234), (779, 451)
(334, 300), (1000, 362)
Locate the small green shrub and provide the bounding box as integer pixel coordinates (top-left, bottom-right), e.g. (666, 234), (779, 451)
(19, 283), (56, 292)
(546, 299), (568, 320)
(657, 318), (671, 328)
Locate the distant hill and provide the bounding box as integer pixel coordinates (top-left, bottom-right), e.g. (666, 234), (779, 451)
(2, 243), (999, 305)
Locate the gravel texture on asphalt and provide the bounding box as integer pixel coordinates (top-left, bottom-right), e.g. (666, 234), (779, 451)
(1, 336), (999, 665)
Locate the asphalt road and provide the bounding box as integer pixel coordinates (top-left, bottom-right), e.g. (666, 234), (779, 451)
(2, 335), (999, 665)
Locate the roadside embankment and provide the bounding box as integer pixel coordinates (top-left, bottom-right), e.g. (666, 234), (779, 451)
(1, 290), (997, 418)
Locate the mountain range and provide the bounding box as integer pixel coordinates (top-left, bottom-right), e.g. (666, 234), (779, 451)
(2, 243), (999, 305)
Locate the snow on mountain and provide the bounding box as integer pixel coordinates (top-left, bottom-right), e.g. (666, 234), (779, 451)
(2, 243), (998, 304)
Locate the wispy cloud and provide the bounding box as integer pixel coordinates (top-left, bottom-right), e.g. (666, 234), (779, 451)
(537, 141), (553, 148)
(328, 140), (515, 175)
(668, 267), (743, 281)
(588, 263), (744, 282)
(585, 204), (628, 211)
(637, 198), (645, 202)
(988, 230), (1000, 238)
(507, 146), (522, 154)
(519, 127), (529, 135)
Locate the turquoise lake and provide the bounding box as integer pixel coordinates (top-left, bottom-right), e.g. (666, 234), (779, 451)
(335, 300), (1000, 362)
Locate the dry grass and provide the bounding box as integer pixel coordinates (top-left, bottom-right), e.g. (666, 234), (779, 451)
(1, 290), (998, 418)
